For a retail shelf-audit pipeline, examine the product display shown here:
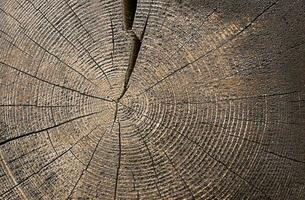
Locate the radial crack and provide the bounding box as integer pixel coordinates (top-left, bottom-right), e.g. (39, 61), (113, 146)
(0, 123), (100, 197)
(137, 0), (280, 96)
(118, 3), (151, 100)
(163, 151), (195, 200)
(113, 101), (121, 200)
(263, 150), (305, 164)
(113, 121), (121, 200)
(8, 0), (107, 90)
(0, 62), (112, 102)
(0, 110), (104, 146)
(0, 104), (78, 108)
(118, 33), (141, 100)
(77, 39), (113, 88)
(138, 131), (163, 198)
(64, 0), (95, 42)
(66, 128), (107, 199)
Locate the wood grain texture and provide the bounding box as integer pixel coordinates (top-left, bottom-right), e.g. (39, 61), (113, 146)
(0, 0), (305, 199)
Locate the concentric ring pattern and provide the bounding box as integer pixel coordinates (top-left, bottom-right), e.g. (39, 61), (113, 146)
(0, 0), (305, 199)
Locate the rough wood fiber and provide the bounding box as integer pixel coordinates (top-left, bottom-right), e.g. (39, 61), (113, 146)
(0, 0), (305, 199)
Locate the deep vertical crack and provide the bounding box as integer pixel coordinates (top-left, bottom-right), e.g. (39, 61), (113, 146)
(122, 0), (138, 30)
(118, 1), (151, 101)
(118, 33), (141, 100)
(2, 0), (303, 199)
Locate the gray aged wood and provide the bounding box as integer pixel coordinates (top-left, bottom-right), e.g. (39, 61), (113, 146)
(0, 0), (305, 199)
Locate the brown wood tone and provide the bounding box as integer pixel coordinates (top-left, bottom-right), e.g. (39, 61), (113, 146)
(0, 0), (305, 199)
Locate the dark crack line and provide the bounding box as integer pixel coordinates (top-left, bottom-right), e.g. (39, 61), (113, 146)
(33, 51), (46, 77)
(118, 1), (152, 100)
(51, 0), (105, 77)
(111, 101), (122, 200)
(119, 103), (272, 199)
(49, 85), (57, 126)
(47, 130), (58, 155)
(263, 150), (305, 164)
(0, 30), (33, 58)
(0, 104), (79, 108)
(77, 39), (112, 88)
(1, 4), (100, 90)
(137, 129), (163, 199)
(131, 171), (136, 192)
(138, 61), (264, 98)
(21, 0), (79, 51)
(0, 28), (12, 39)
(0, 109), (104, 146)
(226, 134), (269, 146)
(64, 0), (95, 42)
(7, 145), (44, 164)
(0, 6), (22, 24)
(66, 127), (107, 199)
(21, 0), (111, 83)
(112, 100), (122, 200)
(139, 2), (152, 42)
(136, 0), (280, 96)
(70, 150), (86, 167)
(85, 128), (107, 171)
(163, 150), (196, 200)
(113, 119), (121, 200)
(0, 61), (113, 102)
(118, 33), (141, 100)
(21, 29), (100, 89)
(0, 123), (100, 197)
(66, 170), (85, 200)
(122, 0), (138, 30)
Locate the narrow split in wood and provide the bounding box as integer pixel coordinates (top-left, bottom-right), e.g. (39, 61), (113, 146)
(122, 0), (138, 30)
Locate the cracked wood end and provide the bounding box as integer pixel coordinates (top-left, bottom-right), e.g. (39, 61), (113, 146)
(0, 0), (305, 199)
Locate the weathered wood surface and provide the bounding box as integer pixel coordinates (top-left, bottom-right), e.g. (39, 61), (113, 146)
(0, 0), (305, 199)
